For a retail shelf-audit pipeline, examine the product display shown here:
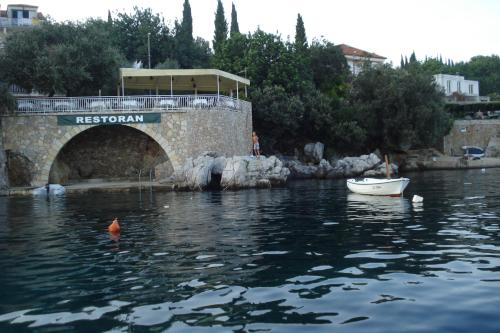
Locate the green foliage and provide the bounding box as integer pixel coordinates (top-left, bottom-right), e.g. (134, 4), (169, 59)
(0, 84), (16, 114)
(0, 21), (123, 96)
(459, 55), (500, 95)
(350, 64), (452, 150)
(211, 32), (248, 73)
(294, 14), (308, 52)
(175, 0), (194, 68)
(309, 40), (348, 97)
(213, 0), (228, 53)
(405, 53), (500, 96)
(230, 3), (240, 36)
(251, 85), (305, 152)
(112, 7), (171, 68)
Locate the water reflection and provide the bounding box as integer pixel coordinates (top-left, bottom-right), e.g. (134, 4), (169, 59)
(346, 193), (411, 221)
(1, 170), (500, 332)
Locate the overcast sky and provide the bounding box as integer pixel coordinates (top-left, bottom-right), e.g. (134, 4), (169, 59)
(2, 0), (499, 65)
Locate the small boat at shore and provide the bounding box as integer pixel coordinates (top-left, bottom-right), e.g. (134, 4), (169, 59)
(346, 177), (410, 196)
(346, 154), (410, 196)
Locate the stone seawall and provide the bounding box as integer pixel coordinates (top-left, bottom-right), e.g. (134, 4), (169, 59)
(0, 107), (252, 187)
(0, 118), (8, 189)
(443, 120), (500, 156)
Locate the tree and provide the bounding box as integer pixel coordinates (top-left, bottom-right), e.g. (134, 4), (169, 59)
(175, 0), (195, 68)
(0, 20), (124, 96)
(409, 51), (417, 64)
(350, 64), (452, 150)
(107, 10), (112, 25)
(211, 32), (249, 74)
(460, 55), (500, 96)
(309, 40), (348, 97)
(294, 14), (308, 52)
(213, 0), (228, 53)
(251, 85), (305, 152)
(113, 7), (172, 68)
(230, 2), (239, 36)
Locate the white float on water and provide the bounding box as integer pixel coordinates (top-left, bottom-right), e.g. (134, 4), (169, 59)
(412, 195), (423, 203)
(32, 184), (66, 196)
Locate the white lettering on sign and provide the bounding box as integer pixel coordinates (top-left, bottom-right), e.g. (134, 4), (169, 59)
(60, 113), (159, 125)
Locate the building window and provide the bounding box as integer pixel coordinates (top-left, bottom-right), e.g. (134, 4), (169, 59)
(457, 81), (461, 93)
(446, 80), (451, 93)
(469, 84), (474, 94)
(23, 10), (29, 19)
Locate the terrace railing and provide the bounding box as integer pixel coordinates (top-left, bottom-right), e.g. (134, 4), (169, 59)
(14, 95), (251, 114)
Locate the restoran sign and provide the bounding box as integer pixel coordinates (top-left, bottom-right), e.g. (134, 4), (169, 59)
(57, 113), (161, 125)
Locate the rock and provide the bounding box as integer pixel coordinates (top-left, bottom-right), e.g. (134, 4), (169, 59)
(172, 154), (290, 191)
(314, 159), (334, 179)
(221, 155), (290, 190)
(6, 151), (34, 186)
(304, 142), (324, 163)
(283, 159), (318, 179)
(331, 153), (381, 177)
(485, 135), (500, 158)
(363, 163), (398, 177)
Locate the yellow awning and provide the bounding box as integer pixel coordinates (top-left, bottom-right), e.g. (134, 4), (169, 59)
(119, 68), (250, 93)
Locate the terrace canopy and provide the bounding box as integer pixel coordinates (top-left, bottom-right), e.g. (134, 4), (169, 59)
(118, 68), (250, 98)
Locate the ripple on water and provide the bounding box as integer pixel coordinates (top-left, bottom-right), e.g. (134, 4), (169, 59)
(2, 171), (500, 332)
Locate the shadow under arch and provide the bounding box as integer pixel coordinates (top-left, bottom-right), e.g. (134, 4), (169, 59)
(40, 124), (179, 185)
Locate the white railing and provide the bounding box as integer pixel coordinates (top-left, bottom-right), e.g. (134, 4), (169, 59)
(0, 17), (35, 28)
(14, 95), (251, 114)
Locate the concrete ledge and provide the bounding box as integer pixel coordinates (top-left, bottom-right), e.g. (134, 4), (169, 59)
(402, 156), (500, 171)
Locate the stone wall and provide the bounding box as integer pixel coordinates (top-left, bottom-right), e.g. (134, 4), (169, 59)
(0, 106), (252, 186)
(443, 120), (500, 156)
(50, 125), (171, 184)
(0, 118), (8, 189)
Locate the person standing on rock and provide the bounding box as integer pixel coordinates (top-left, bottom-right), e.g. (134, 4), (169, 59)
(252, 131), (260, 158)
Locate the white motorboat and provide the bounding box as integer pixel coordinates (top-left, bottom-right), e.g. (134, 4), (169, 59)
(346, 177), (410, 196)
(461, 146), (485, 159)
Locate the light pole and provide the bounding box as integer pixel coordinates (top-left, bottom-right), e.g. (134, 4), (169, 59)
(147, 32), (151, 69)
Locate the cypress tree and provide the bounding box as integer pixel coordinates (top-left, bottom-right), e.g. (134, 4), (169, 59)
(213, 0), (228, 52)
(410, 51), (417, 63)
(404, 56), (408, 67)
(230, 2), (240, 36)
(181, 0), (193, 41)
(107, 10), (112, 25)
(400, 55), (405, 68)
(176, 0), (194, 68)
(294, 14), (308, 52)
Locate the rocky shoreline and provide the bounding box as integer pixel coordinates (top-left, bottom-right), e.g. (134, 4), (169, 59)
(4, 143), (500, 196)
(165, 144), (399, 191)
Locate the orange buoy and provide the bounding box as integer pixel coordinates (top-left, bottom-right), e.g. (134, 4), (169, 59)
(108, 218), (120, 233)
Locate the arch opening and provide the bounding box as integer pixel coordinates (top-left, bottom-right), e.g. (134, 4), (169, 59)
(49, 125), (173, 184)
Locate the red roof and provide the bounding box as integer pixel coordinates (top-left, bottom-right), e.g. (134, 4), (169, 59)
(338, 44), (386, 60)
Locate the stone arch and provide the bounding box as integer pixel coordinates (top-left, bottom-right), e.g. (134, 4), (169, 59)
(35, 124), (180, 186)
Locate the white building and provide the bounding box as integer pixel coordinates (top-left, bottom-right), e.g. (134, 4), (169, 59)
(338, 44), (386, 76)
(0, 4), (41, 28)
(433, 74), (480, 102)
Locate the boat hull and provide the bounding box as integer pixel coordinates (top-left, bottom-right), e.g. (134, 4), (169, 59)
(346, 177), (410, 196)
